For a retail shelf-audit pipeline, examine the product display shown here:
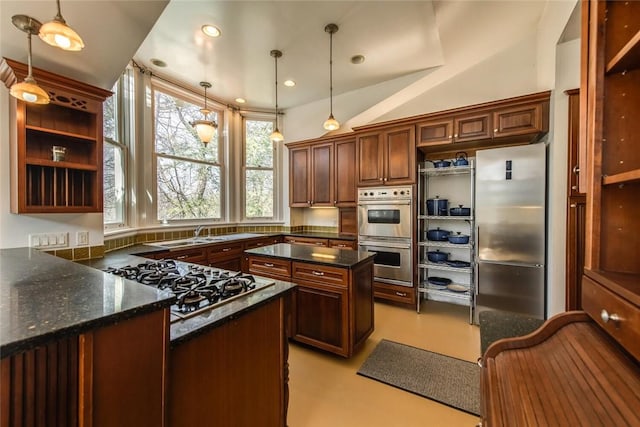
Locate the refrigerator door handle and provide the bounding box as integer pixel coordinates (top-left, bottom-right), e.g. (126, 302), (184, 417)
(477, 259), (544, 268)
(475, 261), (479, 296)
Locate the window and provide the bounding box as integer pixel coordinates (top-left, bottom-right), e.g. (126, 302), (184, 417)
(244, 118), (276, 219)
(103, 68), (132, 228)
(153, 86), (223, 221)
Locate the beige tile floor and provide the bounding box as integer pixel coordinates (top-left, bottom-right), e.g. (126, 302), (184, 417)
(287, 300), (481, 427)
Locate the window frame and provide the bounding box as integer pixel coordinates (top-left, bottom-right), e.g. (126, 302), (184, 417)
(151, 79), (226, 223)
(103, 68), (133, 230)
(241, 113), (281, 222)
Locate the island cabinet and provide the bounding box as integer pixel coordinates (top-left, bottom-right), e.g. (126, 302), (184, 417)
(356, 124), (415, 187)
(167, 297), (289, 427)
(245, 244), (375, 358)
(207, 241), (243, 271)
(286, 135), (357, 207)
(0, 58), (112, 213)
(1, 309), (170, 427)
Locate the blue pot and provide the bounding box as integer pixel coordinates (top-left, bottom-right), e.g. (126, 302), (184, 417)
(426, 228), (450, 241)
(452, 152), (469, 166)
(448, 232), (470, 244)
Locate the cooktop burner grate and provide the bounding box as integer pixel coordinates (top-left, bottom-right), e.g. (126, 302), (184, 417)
(104, 261), (274, 322)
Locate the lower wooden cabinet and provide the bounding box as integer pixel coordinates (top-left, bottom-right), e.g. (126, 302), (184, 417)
(0, 309), (169, 427)
(207, 242), (243, 271)
(293, 281), (349, 354)
(168, 297), (289, 427)
(247, 255), (374, 357)
(373, 281), (416, 306)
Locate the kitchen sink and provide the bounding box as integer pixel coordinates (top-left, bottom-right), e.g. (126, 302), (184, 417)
(148, 236), (226, 248)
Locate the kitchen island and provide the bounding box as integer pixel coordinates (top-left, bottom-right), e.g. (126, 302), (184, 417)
(245, 243), (375, 357)
(1, 246), (295, 427)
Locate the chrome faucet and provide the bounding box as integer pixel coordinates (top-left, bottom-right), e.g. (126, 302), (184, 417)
(194, 225), (205, 238)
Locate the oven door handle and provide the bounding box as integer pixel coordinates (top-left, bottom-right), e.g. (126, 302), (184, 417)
(358, 241), (412, 250)
(357, 200), (411, 206)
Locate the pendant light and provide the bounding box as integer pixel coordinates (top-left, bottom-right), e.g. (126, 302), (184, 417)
(191, 81), (218, 146)
(269, 50), (284, 143)
(323, 23), (340, 131)
(39, 0), (84, 51)
(9, 15), (50, 105)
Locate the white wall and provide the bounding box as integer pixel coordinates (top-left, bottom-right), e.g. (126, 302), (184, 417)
(546, 38), (581, 316)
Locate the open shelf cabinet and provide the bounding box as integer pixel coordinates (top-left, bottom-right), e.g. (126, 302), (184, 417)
(417, 161), (475, 322)
(1, 58), (112, 213)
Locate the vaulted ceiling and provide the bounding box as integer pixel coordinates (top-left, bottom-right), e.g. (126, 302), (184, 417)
(1, 1), (577, 112)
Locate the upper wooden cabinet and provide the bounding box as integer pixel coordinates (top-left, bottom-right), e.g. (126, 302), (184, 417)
(287, 135), (356, 207)
(357, 125), (415, 187)
(1, 58), (112, 213)
(413, 91), (550, 158)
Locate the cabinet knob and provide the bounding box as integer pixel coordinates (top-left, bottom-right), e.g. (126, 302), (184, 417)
(448, 135), (452, 139)
(379, 178), (383, 181)
(572, 165), (580, 175)
(312, 271), (325, 276)
(454, 134), (458, 138)
(383, 178), (387, 182)
(264, 263), (275, 267)
(570, 203), (577, 208)
(571, 185), (577, 190)
(494, 128), (498, 133)
(601, 309), (621, 324)
(395, 291), (407, 297)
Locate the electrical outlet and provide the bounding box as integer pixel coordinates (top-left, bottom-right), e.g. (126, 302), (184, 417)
(77, 231), (89, 246)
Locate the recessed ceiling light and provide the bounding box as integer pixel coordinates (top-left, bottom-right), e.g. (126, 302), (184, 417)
(202, 24), (221, 38)
(351, 55), (365, 64)
(235, 98), (246, 104)
(151, 58), (167, 67)
(283, 80), (296, 87)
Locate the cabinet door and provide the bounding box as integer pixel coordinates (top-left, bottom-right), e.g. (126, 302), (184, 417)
(310, 143), (334, 206)
(416, 119), (454, 147)
(328, 239), (357, 250)
(453, 113), (492, 142)
(357, 133), (383, 186)
(289, 146), (310, 207)
(293, 283), (349, 356)
(384, 125), (415, 185)
(492, 102), (544, 138)
(334, 139), (357, 206)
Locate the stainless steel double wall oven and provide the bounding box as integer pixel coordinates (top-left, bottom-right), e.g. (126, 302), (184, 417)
(357, 186), (414, 287)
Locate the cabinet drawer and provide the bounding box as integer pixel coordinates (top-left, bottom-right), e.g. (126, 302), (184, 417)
(373, 282), (415, 305)
(248, 256), (292, 279)
(284, 236), (328, 247)
(582, 275), (640, 361)
(207, 242), (243, 257)
(292, 262), (348, 287)
(328, 239), (357, 250)
(244, 236), (281, 250)
(169, 248), (207, 264)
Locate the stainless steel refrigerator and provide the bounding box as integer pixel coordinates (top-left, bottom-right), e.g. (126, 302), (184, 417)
(474, 143), (546, 323)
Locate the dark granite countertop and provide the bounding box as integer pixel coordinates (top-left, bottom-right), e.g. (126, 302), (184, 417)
(0, 248), (174, 358)
(245, 243), (374, 268)
(80, 245), (296, 347)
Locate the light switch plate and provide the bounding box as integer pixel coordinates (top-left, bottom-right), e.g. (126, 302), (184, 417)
(77, 231), (89, 246)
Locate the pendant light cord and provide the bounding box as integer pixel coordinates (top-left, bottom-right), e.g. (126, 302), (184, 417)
(329, 30), (333, 116)
(26, 28), (34, 79)
(274, 53), (279, 127)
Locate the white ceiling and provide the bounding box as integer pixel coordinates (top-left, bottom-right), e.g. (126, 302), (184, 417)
(1, 1), (579, 113)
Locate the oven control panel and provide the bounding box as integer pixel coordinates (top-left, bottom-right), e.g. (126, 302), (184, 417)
(358, 186), (412, 201)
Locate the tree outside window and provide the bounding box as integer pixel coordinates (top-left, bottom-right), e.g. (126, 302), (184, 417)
(154, 89), (222, 221)
(244, 119), (275, 219)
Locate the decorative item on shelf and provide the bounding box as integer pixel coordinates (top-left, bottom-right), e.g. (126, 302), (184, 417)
(269, 49), (284, 143)
(323, 23), (340, 131)
(9, 15), (50, 105)
(52, 146), (66, 162)
(190, 81), (218, 146)
(39, 0), (84, 51)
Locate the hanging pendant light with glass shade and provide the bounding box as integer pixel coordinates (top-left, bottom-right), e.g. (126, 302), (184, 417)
(9, 15), (50, 105)
(39, 0), (84, 51)
(269, 49), (284, 143)
(323, 23), (340, 131)
(191, 81), (218, 146)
